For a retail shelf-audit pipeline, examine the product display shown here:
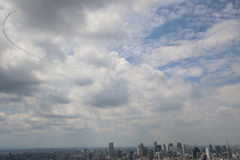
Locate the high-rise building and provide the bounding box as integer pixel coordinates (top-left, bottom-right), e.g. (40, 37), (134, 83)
(205, 148), (210, 160)
(117, 150), (122, 158)
(157, 151), (165, 160)
(138, 143), (144, 157)
(148, 150), (153, 159)
(177, 142), (182, 149)
(209, 142), (213, 153)
(215, 146), (222, 156)
(109, 142), (114, 159)
(191, 149), (197, 159)
(168, 143), (173, 152)
(162, 144), (166, 151)
(153, 142), (157, 154)
(186, 144), (190, 154)
(143, 147), (148, 156)
(167, 151), (173, 158)
(222, 145), (226, 152)
(226, 139), (232, 159)
(182, 144), (187, 155)
(156, 145), (161, 152)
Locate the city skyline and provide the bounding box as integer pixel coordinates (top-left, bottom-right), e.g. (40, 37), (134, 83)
(0, 0), (240, 149)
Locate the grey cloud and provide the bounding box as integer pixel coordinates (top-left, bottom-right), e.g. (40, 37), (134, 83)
(73, 77), (94, 86)
(86, 89), (130, 108)
(9, 0), (128, 40)
(0, 64), (39, 95)
(151, 98), (184, 112)
(174, 119), (203, 126)
(23, 118), (48, 130)
(34, 40), (67, 62)
(83, 79), (130, 108)
(63, 127), (88, 132)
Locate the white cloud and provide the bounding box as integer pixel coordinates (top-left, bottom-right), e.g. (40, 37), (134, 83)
(214, 83), (240, 106)
(0, 0), (240, 148)
(164, 66), (203, 78)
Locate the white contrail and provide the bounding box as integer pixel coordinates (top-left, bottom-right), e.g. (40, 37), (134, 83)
(2, 10), (49, 62)
(2, 10), (79, 69)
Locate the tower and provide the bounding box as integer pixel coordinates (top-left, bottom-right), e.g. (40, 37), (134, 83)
(109, 142), (114, 159)
(153, 142), (157, 154)
(205, 148), (210, 160)
(226, 139), (232, 159)
(138, 143), (144, 157)
(209, 142), (213, 153)
(182, 144), (187, 155)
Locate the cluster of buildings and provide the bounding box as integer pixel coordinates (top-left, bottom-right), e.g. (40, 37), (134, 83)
(108, 140), (239, 160)
(0, 140), (239, 160)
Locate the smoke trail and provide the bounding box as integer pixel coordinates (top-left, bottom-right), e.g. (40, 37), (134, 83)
(2, 10), (79, 69)
(2, 10), (48, 61)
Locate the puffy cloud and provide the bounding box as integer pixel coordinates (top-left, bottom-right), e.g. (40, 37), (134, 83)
(0, 0), (239, 148)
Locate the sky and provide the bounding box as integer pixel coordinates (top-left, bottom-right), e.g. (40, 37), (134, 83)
(0, 0), (240, 149)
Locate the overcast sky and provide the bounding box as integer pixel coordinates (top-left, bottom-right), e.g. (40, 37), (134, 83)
(0, 0), (240, 149)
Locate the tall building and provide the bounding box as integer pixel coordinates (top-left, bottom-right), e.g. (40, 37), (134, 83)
(168, 143), (173, 152)
(209, 142), (213, 153)
(117, 150), (122, 158)
(109, 142), (114, 159)
(182, 144), (187, 155)
(215, 146), (222, 156)
(156, 145), (161, 152)
(192, 147), (200, 159)
(205, 148), (210, 160)
(226, 139), (232, 159)
(127, 149), (132, 159)
(138, 143), (144, 157)
(153, 142), (157, 154)
(148, 150), (153, 159)
(186, 144), (190, 154)
(143, 147), (148, 156)
(162, 144), (166, 151)
(177, 142), (182, 149)
(222, 145), (226, 152)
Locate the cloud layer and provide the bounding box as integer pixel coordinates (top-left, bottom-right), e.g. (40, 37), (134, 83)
(0, 0), (240, 148)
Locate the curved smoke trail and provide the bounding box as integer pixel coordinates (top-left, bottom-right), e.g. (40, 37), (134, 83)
(2, 10), (79, 69)
(2, 10), (48, 61)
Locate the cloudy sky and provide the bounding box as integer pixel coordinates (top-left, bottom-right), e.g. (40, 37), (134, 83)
(0, 0), (240, 149)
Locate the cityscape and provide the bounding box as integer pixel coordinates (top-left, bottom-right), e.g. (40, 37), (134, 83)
(1, 1), (240, 160)
(0, 140), (239, 160)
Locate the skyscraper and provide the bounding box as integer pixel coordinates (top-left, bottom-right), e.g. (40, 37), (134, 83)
(182, 144), (187, 155)
(177, 142), (182, 149)
(215, 146), (222, 157)
(209, 142), (213, 153)
(162, 144), (166, 151)
(117, 150), (122, 158)
(226, 139), (232, 159)
(222, 145), (226, 152)
(153, 142), (157, 154)
(205, 148), (210, 160)
(109, 142), (114, 159)
(138, 143), (144, 157)
(168, 143), (173, 152)
(156, 145), (161, 152)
